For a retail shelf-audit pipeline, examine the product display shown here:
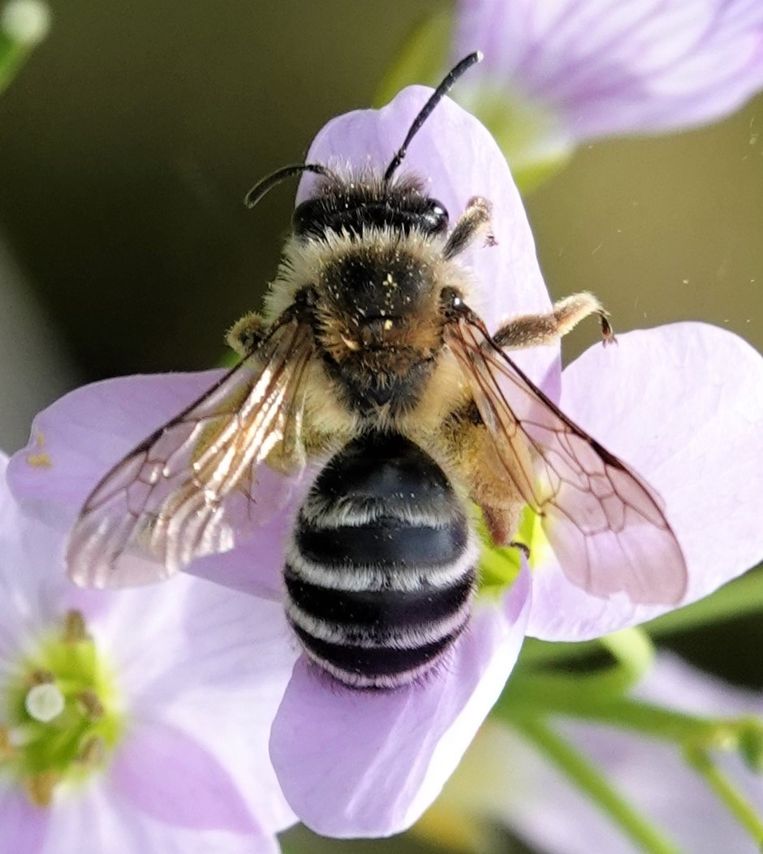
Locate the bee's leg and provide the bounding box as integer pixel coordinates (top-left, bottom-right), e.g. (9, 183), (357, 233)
(483, 505), (530, 559)
(443, 196), (495, 260)
(482, 503), (521, 546)
(226, 312), (267, 357)
(492, 292), (615, 350)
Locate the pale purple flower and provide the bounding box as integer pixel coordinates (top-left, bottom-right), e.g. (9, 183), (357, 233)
(8, 87), (763, 838)
(454, 0), (763, 158)
(528, 320), (763, 641)
(0, 452), (295, 853)
(434, 655), (763, 853)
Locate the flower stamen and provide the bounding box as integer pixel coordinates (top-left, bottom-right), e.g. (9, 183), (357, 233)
(76, 689), (104, 721)
(0, 724), (15, 760)
(76, 734), (106, 768)
(24, 771), (59, 808)
(28, 668), (54, 686)
(63, 609), (89, 643)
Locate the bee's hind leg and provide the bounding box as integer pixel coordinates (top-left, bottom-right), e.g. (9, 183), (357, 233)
(226, 312), (267, 357)
(443, 196), (495, 259)
(492, 292), (615, 350)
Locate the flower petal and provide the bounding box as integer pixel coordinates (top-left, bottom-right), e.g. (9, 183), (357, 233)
(1, 481), (296, 843)
(0, 788), (48, 854)
(43, 783), (281, 854)
(111, 719), (260, 834)
(456, 0), (763, 142)
(528, 323), (763, 640)
(269, 569), (530, 837)
(7, 371), (224, 529)
(297, 83), (557, 390)
(185, 464), (315, 601)
(99, 576), (298, 835)
(1, 456), (110, 663)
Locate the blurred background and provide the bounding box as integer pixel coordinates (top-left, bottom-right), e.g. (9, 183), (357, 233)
(1, 2), (761, 851)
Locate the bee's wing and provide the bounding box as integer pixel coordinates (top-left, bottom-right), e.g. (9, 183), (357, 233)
(446, 316), (688, 605)
(66, 319), (313, 588)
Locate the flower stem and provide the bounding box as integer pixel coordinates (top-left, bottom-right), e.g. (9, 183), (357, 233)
(518, 635), (600, 667)
(507, 630), (661, 717)
(519, 626), (654, 679)
(564, 695), (721, 742)
(502, 675), (720, 742)
(600, 627), (655, 684)
(685, 745), (763, 847)
(515, 717), (679, 854)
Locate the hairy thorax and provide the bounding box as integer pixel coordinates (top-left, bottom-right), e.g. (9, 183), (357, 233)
(267, 227), (473, 424)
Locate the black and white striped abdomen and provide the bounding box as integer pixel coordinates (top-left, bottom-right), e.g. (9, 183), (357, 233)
(285, 432), (477, 689)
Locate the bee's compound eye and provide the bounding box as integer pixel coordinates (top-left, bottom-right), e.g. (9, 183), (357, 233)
(292, 198), (323, 237)
(422, 199), (449, 234)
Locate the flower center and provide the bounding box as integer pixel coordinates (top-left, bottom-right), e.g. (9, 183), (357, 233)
(1, 610), (122, 806)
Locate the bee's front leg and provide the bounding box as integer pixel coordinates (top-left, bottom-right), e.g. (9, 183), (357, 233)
(226, 312), (267, 357)
(492, 292), (615, 350)
(443, 196), (494, 260)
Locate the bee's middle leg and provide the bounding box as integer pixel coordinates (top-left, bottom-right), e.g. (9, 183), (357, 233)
(492, 292), (614, 350)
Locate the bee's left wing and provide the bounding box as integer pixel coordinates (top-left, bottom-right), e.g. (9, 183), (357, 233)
(66, 318), (313, 588)
(445, 315), (688, 605)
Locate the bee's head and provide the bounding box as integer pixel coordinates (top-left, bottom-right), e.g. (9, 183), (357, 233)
(291, 178), (449, 242)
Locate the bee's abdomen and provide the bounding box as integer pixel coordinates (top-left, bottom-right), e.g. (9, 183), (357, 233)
(285, 432), (477, 689)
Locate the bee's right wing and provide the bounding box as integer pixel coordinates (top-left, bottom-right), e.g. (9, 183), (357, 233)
(66, 318), (313, 588)
(446, 314), (688, 605)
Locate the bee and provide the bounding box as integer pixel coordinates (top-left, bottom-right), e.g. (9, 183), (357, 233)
(67, 53), (687, 689)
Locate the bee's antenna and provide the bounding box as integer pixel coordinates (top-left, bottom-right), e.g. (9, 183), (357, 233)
(244, 163), (337, 209)
(383, 51), (483, 186)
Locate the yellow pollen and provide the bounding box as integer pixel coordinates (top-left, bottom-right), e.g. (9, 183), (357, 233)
(26, 432), (52, 468)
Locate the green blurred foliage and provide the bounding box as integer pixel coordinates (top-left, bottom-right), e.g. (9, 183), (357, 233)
(0, 0), (50, 94)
